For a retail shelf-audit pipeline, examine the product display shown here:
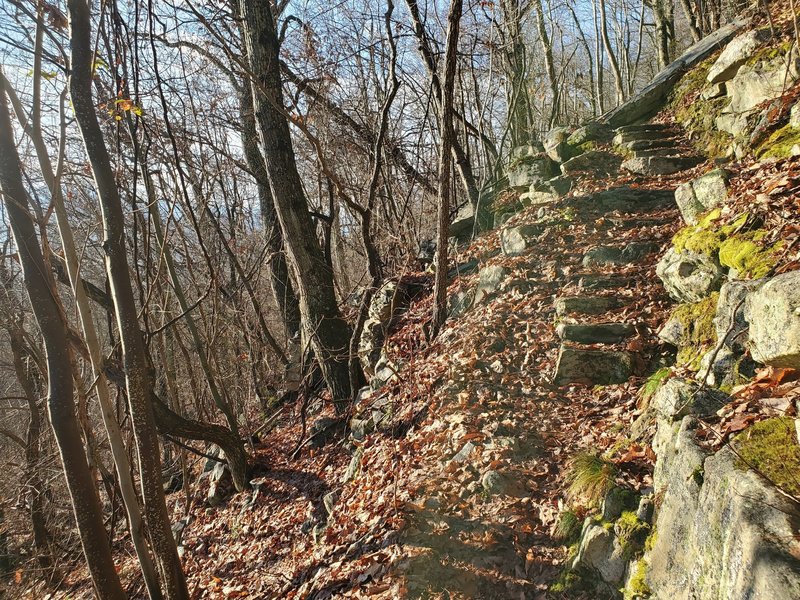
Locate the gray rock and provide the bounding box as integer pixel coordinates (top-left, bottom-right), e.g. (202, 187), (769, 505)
(656, 247), (725, 303)
(507, 155), (555, 190)
(171, 518), (189, 545)
(649, 415), (800, 600)
(714, 279), (763, 352)
(636, 496), (654, 523)
(501, 224), (543, 256)
(658, 315), (685, 347)
(791, 102), (800, 129)
(207, 451), (232, 506)
(746, 270), (800, 368)
(651, 378), (728, 421)
(675, 169), (730, 225)
(582, 246), (623, 267)
(543, 126), (575, 163)
(613, 127), (675, 145)
(203, 445), (221, 473)
(567, 121), (613, 146)
(449, 200), (492, 241)
(724, 48), (800, 116)
(622, 155), (703, 176)
(480, 470), (522, 496)
(309, 417), (345, 448)
(451, 441), (477, 464)
(447, 289), (474, 318)
(601, 487), (639, 522)
(593, 186), (675, 213)
(323, 490), (339, 517)
(555, 295), (623, 316)
(343, 447), (364, 483)
(553, 347), (633, 385)
(510, 142), (545, 160)
(473, 265), (509, 305)
(707, 28), (772, 84)
(560, 150), (622, 176)
(571, 520), (627, 584)
(700, 81), (726, 100)
(556, 322), (636, 344)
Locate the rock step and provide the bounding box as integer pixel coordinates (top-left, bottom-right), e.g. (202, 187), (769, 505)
(582, 242), (660, 267)
(560, 150), (623, 176)
(556, 322), (636, 344)
(615, 122), (674, 134)
(553, 346), (633, 385)
(613, 129), (681, 145)
(618, 138), (682, 152)
(622, 155), (705, 176)
(555, 296), (624, 316)
(590, 186), (676, 213)
(574, 274), (635, 290)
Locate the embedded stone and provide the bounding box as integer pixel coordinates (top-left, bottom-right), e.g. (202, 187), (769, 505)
(745, 270), (800, 368)
(501, 224), (543, 256)
(656, 247), (725, 303)
(555, 295), (623, 316)
(707, 28), (772, 84)
(473, 265), (509, 305)
(553, 347), (633, 385)
(556, 322), (636, 344)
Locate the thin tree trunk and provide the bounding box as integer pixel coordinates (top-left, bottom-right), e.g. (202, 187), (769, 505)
(239, 0), (360, 408)
(598, 0), (626, 103)
(66, 1), (189, 597)
(532, 0), (560, 127)
(432, 0), (463, 335)
(0, 73), (127, 600)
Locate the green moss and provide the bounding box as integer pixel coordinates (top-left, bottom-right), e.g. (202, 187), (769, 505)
(719, 233), (783, 278)
(615, 511), (651, 560)
(624, 559), (652, 599)
(644, 528), (657, 553)
(671, 293), (720, 370)
(691, 464), (705, 486)
(578, 140), (598, 153)
(756, 123), (800, 159)
(744, 38), (793, 68)
(672, 210), (749, 255)
(669, 55), (733, 158)
(567, 452), (618, 504)
(640, 368), (672, 403)
(550, 569), (594, 594)
(733, 417), (800, 496)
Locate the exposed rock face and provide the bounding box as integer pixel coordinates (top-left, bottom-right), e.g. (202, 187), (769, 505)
(706, 28), (772, 84)
(556, 322), (635, 344)
(507, 151), (556, 190)
(622, 155), (703, 176)
(656, 247), (725, 303)
(714, 279), (763, 352)
(567, 121), (613, 146)
(746, 270), (800, 368)
(571, 520), (627, 584)
(553, 347), (633, 385)
(648, 416), (800, 600)
(675, 169), (729, 225)
(725, 49), (800, 116)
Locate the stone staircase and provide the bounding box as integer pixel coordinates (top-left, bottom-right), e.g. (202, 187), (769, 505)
(614, 123), (704, 176)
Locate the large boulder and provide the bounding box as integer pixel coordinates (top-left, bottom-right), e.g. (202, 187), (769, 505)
(473, 265), (509, 305)
(656, 247), (725, 303)
(648, 416), (800, 599)
(567, 121), (613, 146)
(500, 224), (543, 256)
(571, 520), (627, 584)
(706, 28), (772, 84)
(506, 151), (555, 190)
(675, 169), (729, 225)
(560, 150), (622, 176)
(746, 270), (800, 368)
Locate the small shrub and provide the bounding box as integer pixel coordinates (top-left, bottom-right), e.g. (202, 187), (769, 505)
(567, 452), (618, 505)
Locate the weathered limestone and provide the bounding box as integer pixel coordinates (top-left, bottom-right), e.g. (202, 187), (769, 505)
(543, 126), (575, 163)
(556, 322), (635, 344)
(706, 28), (772, 84)
(582, 242), (659, 267)
(651, 378), (728, 421)
(507, 149), (556, 190)
(675, 169), (729, 225)
(567, 121), (613, 146)
(745, 270), (800, 368)
(714, 279), (763, 352)
(656, 247), (725, 303)
(555, 295), (623, 316)
(553, 347), (633, 385)
(571, 520), (627, 584)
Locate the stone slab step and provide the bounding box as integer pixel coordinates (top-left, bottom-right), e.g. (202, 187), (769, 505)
(575, 274), (635, 290)
(613, 129), (680, 145)
(622, 155), (704, 176)
(615, 123), (674, 134)
(618, 138), (681, 152)
(631, 147), (695, 159)
(582, 242), (660, 267)
(560, 150), (622, 176)
(553, 347), (633, 385)
(556, 322), (636, 344)
(591, 187), (676, 213)
(555, 296), (624, 316)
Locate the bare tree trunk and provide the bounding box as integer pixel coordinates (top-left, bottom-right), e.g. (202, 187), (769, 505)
(432, 0), (463, 336)
(678, 0), (703, 42)
(66, 1), (189, 597)
(650, 0), (675, 70)
(598, 0), (626, 103)
(239, 0), (360, 408)
(0, 73), (127, 600)
(566, 2), (597, 117)
(532, 0), (560, 127)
